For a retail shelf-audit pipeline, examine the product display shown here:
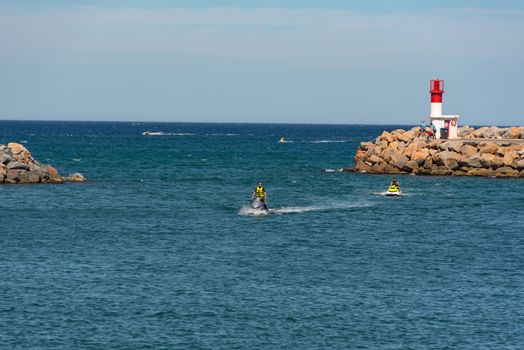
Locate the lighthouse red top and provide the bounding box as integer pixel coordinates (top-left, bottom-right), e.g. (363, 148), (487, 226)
(430, 79), (444, 103)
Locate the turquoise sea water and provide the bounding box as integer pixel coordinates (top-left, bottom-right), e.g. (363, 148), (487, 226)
(1, 121), (523, 349)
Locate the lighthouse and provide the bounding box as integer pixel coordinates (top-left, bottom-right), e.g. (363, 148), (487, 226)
(429, 79), (459, 139)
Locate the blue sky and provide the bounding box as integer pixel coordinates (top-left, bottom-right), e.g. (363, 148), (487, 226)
(1, 0), (523, 124)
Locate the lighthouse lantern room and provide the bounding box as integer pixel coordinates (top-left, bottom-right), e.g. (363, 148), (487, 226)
(429, 79), (459, 139)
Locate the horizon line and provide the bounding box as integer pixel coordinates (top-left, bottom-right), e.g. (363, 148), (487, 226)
(0, 118), (513, 128)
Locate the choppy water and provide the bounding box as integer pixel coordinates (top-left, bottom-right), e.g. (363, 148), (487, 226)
(1, 121), (523, 349)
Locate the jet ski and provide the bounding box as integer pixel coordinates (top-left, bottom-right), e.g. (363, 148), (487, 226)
(386, 185), (401, 196)
(250, 197), (269, 212)
(279, 137), (286, 143)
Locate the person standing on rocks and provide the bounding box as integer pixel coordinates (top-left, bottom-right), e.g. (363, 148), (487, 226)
(431, 124), (437, 139)
(421, 120), (427, 134)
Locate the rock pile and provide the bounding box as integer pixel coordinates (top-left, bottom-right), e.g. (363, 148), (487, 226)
(353, 126), (524, 178)
(0, 143), (85, 184)
(458, 125), (523, 139)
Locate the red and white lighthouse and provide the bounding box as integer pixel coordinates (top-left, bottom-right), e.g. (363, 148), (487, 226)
(429, 78), (459, 139)
(430, 79), (444, 118)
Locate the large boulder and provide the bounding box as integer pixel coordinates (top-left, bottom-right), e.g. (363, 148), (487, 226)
(480, 153), (504, 169)
(398, 130), (416, 142)
(472, 127), (489, 138)
(391, 129), (406, 136)
(438, 141), (450, 152)
(459, 154), (483, 168)
(479, 143), (499, 154)
(0, 164), (5, 182)
(467, 167), (494, 177)
(448, 141), (463, 153)
(354, 148), (367, 163)
(379, 131), (395, 144)
(369, 155), (383, 164)
(461, 144), (478, 157)
(412, 149), (430, 165)
(7, 161), (30, 171)
(387, 151), (410, 171)
(360, 141), (374, 150)
(7, 143), (28, 155)
(436, 151), (461, 170)
(0, 154), (11, 165)
(494, 167), (519, 177)
(389, 141), (400, 151)
(19, 171), (41, 183)
(502, 151), (518, 168)
(402, 140), (426, 159)
(5, 169), (21, 184)
(483, 126), (502, 139)
(458, 125), (474, 138)
(405, 160), (419, 171)
(502, 127), (522, 139)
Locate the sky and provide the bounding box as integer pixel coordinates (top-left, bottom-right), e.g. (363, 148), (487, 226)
(0, 0), (523, 125)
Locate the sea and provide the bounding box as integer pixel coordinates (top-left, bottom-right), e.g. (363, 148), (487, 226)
(1, 121), (523, 349)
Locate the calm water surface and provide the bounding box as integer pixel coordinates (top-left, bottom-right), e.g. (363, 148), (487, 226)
(0, 121), (523, 349)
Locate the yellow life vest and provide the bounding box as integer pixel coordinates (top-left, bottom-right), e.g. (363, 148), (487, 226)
(255, 186), (265, 198)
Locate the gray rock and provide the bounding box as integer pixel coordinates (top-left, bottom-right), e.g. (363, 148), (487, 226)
(437, 150), (460, 167)
(7, 161), (30, 170)
(5, 170), (21, 183)
(19, 171), (41, 183)
(458, 125), (474, 137)
(448, 141), (463, 153)
(483, 126), (502, 139)
(459, 154), (482, 168)
(0, 154), (11, 165)
(405, 160), (419, 172)
(438, 141), (449, 151)
(389, 152), (409, 171)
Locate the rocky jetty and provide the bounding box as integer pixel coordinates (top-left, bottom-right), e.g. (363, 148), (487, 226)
(353, 126), (524, 178)
(0, 143), (85, 184)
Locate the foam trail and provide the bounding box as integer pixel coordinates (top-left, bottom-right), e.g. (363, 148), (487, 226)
(238, 205), (269, 216)
(308, 140), (348, 143)
(271, 202), (372, 214)
(142, 131), (194, 136)
(324, 168), (343, 173)
(239, 199), (373, 217)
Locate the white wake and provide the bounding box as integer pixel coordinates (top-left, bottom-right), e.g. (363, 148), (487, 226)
(239, 201), (373, 216)
(142, 131), (194, 136)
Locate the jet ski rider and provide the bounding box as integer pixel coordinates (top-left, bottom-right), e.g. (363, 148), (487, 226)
(390, 177), (400, 190)
(252, 181), (267, 202)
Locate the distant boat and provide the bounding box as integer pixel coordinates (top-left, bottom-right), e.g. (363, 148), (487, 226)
(142, 131), (165, 136)
(279, 137), (286, 143)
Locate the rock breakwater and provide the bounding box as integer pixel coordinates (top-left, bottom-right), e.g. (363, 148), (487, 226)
(353, 126), (524, 178)
(0, 143), (85, 184)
